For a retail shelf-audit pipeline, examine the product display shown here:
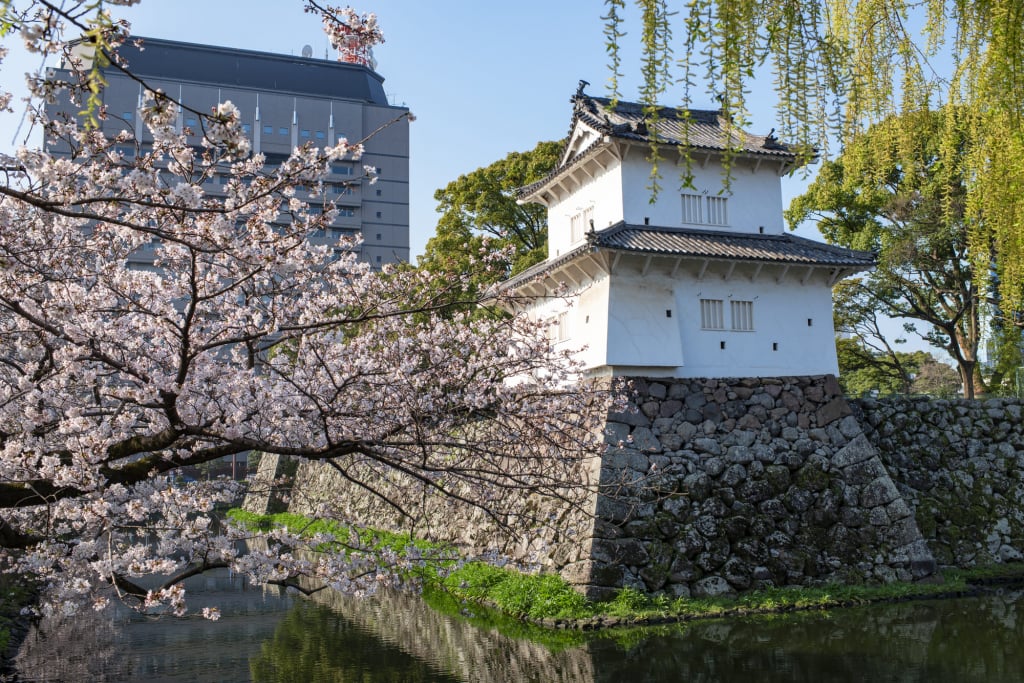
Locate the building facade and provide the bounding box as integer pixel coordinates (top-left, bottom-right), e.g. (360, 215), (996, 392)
(45, 36), (410, 267)
(498, 86), (874, 378)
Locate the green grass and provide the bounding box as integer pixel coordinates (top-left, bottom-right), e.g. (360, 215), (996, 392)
(226, 509), (1024, 630)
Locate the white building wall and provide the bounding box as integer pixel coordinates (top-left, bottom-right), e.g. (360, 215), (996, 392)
(547, 166), (624, 258)
(526, 277), (611, 370)
(668, 273), (839, 377)
(527, 268), (840, 379)
(619, 150), (787, 235)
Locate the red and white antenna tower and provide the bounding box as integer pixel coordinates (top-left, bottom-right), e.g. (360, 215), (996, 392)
(323, 6), (384, 67)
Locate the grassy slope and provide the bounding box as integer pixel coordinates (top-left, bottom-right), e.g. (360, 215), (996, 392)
(227, 509), (1024, 629)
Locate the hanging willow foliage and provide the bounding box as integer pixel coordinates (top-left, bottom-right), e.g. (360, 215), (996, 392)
(610, 0), (1024, 315)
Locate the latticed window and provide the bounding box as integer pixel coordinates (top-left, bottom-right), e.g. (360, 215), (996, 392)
(557, 311), (569, 341)
(549, 312), (569, 342)
(731, 300), (754, 331)
(706, 196), (728, 226)
(682, 193), (729, 226)
(570, 206), (594, 243)
(700, 299), (724, 330)
(682, 193), (703, 224)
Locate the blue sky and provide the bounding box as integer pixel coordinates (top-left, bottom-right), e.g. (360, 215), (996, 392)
(0, 0), (818, 260)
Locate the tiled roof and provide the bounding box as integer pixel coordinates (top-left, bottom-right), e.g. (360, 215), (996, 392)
(518, 91), (800, 200)
(497, 222), (874, 292)
(595, 223), (875, 266)
(573, 95), (797, 159)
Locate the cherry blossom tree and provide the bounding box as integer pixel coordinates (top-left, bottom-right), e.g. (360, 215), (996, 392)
(0, 1), (608, 617)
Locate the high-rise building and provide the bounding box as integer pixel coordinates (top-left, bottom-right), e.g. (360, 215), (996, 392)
(45, 36), (410, 267)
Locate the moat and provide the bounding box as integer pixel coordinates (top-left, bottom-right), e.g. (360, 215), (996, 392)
(8, 569), (1024, 682)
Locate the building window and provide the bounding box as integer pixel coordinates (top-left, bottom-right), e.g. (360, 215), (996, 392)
(731, 300), (754, 331)
(706, 196), (728, 226)
(185, 116), (198, 127)
(279, 127), (288, 135)
(549, 312), (569, 342)
(300, 129), (310, 138)
(338, 208), (356, 217)
(682, 193), (703, 224)
(700, 299), (724, 330)
(376, 211), (382, 218)
(263, 125), (273, 135)
(315, 131), (325, 139)
(570, 206), (593, 243)
(242, 123), (251, 134)
(122, 112), (133, 121)
(332, 164), (353, 175)
(376, 189), (382, 196)
(683, 193), (730, 226)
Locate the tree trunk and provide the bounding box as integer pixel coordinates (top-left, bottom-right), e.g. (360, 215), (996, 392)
(959, 359), (977, 399)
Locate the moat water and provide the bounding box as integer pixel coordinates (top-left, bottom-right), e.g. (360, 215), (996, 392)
(8, 570), (1024, 682)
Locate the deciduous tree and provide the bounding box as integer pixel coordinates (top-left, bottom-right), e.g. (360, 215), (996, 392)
(611, 0), (1024, 315)
(0, 1), (607, 617)
(419, 140), (561, 299)
(787, 109), (984, 397)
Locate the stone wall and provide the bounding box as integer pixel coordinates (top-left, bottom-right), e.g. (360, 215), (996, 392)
(579, 376), (935, 598)
(287, 439), (601, 582)
(854, 396), (1024, 568)
(241, 453), (298, 515)
(283, 376), (1024, 600)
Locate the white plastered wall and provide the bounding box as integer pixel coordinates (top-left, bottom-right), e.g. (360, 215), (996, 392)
(619, 149), (788, 235)
(547, 164), (623, 259)
(525, 264), (840, 379)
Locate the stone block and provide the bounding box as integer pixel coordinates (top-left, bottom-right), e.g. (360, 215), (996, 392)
(608, 408), (650, 427)
(721, 464), (747, 487)
(843, 456), (888, 486)
(832, 435), (876, 469)
(817, 397), (853, 426)
(861, 476), (900, 508)
(630, 426), (662, 453)
(660, 399), (683, 417)
(693, 575), (733, 597)
(604, 421), (631, 445)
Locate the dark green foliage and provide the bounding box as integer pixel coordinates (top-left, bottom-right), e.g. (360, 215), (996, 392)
(418, 140), (562, 309)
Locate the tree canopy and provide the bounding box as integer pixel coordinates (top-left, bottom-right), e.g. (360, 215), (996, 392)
(0, 1), (606, 617)
(612, 0), (1024, 314)
(419, 140), (562, 297)
(787, 108), (986, 397)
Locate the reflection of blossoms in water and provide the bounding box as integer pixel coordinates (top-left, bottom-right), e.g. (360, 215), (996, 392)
(14, 607), (123, 682)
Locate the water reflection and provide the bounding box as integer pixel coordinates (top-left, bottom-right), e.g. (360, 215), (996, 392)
(584, 591), (1024, 682)
(250, 601), (460, 683)
(11, 570), (297, 682)
(10, 576), (1024, 683)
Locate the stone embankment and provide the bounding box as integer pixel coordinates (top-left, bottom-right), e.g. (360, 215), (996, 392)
(276, 376), (1024, 600)
(581, 376), (934, 599)
(854, 396), (1024, 568)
